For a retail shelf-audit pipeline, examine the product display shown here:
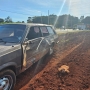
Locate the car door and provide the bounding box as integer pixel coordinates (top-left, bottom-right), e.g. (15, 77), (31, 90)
(23, 26), (42, 68)
(39, 26), (50, 56)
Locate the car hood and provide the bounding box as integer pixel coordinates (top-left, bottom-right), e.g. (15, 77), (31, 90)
(0, 43), (21, 57)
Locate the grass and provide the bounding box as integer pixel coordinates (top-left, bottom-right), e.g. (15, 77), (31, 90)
(55, 29), (84, 35)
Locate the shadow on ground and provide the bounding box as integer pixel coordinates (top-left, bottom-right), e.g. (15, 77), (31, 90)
(14, 55), (52, 90)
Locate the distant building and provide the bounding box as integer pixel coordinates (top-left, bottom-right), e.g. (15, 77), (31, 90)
(77, 23), (86, 30)
(86, 24), (90, 30)
(74, 23), (90, 30)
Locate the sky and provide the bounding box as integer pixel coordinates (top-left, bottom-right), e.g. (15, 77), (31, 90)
(0, 0), (90, 22)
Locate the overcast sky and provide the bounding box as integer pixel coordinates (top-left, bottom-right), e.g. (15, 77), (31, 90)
(0, 0), (90, 22)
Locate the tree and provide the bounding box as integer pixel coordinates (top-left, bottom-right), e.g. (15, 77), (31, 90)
(32, 15), (57, 24)
(27, 14), (79, 28)
(49, 14), (57, 25)
(27, 17), (32, 23)
(55, 15), (79, 28)
(32, 16), (43, 23)
(16, 21), (21, 23)
(5, 16), (12, 23)
(82, 16), (90, 24)
(80, 16), (84, 22)
(0, 18), (4, 23)
(22, 21), (25, 23)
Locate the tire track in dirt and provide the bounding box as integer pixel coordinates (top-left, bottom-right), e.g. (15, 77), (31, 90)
(55, 34), (90, 90)
(50, 40), (84, 68)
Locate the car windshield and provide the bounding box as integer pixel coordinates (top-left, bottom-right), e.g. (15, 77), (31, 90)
(0, 24), (26, 43)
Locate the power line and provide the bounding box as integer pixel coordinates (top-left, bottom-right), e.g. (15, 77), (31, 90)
(0, 9), (38, 16)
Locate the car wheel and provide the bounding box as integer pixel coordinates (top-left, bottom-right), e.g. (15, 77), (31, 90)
(0, 69), (16, 90)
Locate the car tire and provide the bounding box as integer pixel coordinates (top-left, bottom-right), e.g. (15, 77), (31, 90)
(0, 69), (16, 90)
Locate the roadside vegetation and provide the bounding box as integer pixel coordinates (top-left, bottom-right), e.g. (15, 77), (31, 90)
(1, 14), (90, 29)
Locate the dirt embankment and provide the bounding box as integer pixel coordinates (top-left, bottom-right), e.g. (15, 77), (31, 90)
(15, 31), (90, 90)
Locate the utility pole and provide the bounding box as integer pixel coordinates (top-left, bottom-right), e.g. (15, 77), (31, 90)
(41, 13), (42, 24)
(48, 10), (49, 25)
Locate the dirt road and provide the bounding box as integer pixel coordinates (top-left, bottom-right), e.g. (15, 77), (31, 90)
(14, 31), (90, 90)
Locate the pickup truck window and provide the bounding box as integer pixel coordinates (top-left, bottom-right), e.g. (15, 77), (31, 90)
(0, 24), (26, 43)
(47, 27), (55, 35)
(40, 27), (49, 37)
(27, 26), (41, 40)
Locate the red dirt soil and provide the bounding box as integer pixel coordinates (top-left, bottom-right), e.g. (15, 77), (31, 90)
(14, 31), (90, 90)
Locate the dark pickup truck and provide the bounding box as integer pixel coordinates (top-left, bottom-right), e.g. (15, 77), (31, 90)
(0, 23), (58, 90)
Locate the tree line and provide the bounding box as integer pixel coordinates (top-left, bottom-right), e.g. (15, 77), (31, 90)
(0, 14), (90, 28)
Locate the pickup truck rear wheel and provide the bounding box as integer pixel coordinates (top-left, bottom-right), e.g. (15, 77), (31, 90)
(0, 69), (16, 90)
